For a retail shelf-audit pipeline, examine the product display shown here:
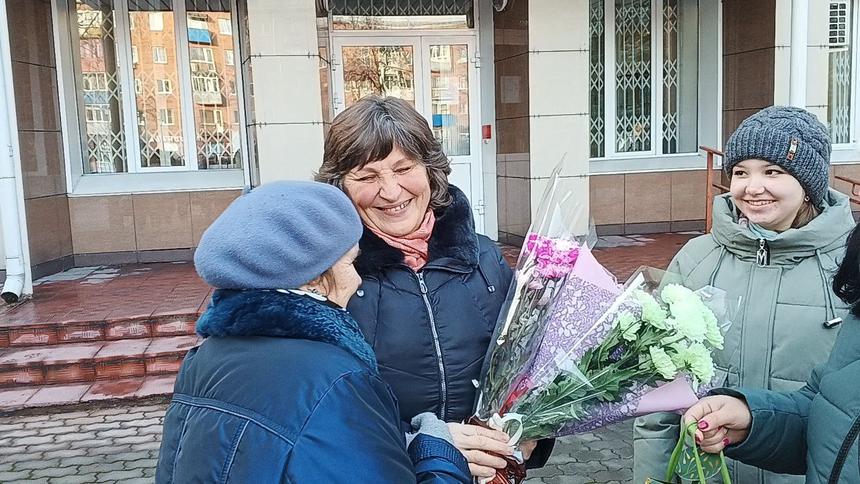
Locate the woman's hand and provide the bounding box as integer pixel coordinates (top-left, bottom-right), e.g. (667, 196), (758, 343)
(446, 422), (514, 478)
(683, 395), (753, 453)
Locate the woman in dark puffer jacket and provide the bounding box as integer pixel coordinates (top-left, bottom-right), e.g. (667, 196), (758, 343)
(317, 96), (553, 479)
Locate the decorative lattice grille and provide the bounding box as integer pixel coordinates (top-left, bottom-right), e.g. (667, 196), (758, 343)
(614, 0), (652, 153)
(76, 0), (128, 173)
(589, 0), (606, 158)
(328, 0), (472, 16)
(662, 0), (679, 154)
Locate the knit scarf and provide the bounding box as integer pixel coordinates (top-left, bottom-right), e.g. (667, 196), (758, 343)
(368, 210), (436, 271)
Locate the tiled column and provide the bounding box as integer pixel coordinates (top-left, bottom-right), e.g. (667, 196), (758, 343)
(722, 0), (776, 140)
(244, 0), (324, 183)
(527, 0), (590, 234)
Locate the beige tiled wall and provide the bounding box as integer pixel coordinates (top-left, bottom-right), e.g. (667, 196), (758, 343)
(8, 0), (73, 268)
(69, 191), (241, 255)
(591, 171), (716, 232)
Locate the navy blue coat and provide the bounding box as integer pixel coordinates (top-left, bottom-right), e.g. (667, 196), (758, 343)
(348, 186), (553, 468)
(156, 290), (471, 483)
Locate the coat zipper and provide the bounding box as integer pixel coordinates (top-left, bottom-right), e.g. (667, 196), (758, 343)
(416, 272), (448, 421)
(828, 413), (860, 483)
(756, 239), (770, 266)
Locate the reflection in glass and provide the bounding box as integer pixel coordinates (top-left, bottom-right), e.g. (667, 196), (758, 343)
(186, 0), (241, 169)
(342, 46), (415, 108)
(74, 0), (128, 173)
(129, 0), (185, 167)
(333, 15), (467, 30)
(429, 44), (470, 156)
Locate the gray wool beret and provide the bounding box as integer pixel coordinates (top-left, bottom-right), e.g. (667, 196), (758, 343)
(194, 180), (362, 290)
(724, 105), (831, 206)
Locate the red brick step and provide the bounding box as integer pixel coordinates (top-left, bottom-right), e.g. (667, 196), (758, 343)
(0, 335), (200, 388)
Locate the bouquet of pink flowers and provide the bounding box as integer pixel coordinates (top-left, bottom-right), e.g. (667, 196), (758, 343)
(472, 170), (739, 484)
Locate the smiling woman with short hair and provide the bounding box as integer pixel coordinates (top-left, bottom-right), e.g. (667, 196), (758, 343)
(316, 96), (554, 479)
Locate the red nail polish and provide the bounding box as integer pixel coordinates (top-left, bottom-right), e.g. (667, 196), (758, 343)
(697, 421), (709, 430)
(723, 438), (731, 446)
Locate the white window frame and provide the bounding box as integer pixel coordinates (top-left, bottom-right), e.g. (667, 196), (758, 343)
(51, 0), (252, 195)
(218, 17), (232, 35)
(149, 12), (163, 31)
(131, 45), (138, 63)
(158, 108), (175, 125)
(830, 0), (860, 163)
(225, 49), (234, 66)
(152, 46), (167, 64)
(589, 0), (724, 174)
(85, 105), (110, 123)
(156, 78), (173, 94)
(201, 108), (223, 126)
(190, 46), (214, 64)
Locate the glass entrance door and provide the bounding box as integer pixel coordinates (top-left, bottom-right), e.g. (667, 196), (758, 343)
(332, 35), (484, 233)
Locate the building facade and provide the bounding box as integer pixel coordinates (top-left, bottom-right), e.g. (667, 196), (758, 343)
(1, 0), (860, 298)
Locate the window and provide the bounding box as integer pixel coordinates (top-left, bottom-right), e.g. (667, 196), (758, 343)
(81, 72), (107, 91)
(69, 0), (244, 174)
(201, 109), (223, 125)
(192, 73), (220, 93)
(589, 0), (699, 158)
(218, 18), (232, 35)
(85, 105), (110, 123)
(190, 46), (214, 64)
(225, 49), (234, 66)
(153, 46), (167, 64)
(157, 79), (173, 94)
(159, 109), (175, 125)
(828, 1), (854, 145)
(149, 12), (163, 31)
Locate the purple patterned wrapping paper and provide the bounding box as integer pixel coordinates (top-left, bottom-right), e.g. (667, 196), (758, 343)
(525, 275), (620, 387)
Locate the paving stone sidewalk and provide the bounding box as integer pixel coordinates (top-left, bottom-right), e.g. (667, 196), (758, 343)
(0, 400), (633, 483)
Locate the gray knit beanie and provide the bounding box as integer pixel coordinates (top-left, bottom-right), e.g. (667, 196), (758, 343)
(194, 180), (363, 290)
(724, 105), (831, 206)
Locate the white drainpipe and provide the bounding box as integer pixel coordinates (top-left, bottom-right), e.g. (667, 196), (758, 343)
(0, 0), (31, 304)
(789, 0), (808, 107)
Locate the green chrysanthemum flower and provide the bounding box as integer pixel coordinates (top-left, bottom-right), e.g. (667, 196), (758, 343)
(649, 346), (678, 380)
(669, 299), (707, 342)
(660, 284), (696, 305)
(702, 307), (724, 349)
(684, 342), (716, 385)
(633, 290), (668, 329)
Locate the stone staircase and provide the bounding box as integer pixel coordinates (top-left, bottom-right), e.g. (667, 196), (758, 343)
(0, 263), (209, 412)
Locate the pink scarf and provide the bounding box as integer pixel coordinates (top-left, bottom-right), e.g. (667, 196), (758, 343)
(369, 210), (436, 271)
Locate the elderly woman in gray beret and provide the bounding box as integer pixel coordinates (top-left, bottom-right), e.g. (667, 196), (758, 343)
(156, 180), (471, 483)
(633, 106), (855, 483)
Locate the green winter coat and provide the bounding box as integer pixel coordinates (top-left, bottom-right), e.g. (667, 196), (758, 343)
(713, 313), (860, 483)
(632, 190), (855, 484)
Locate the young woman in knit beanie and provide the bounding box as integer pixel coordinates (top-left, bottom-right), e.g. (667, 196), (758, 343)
(632, 105), (856, 484)
(155, 181), (472, 483)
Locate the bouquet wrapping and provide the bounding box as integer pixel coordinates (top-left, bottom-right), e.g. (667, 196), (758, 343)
(472, 169), (739, 484)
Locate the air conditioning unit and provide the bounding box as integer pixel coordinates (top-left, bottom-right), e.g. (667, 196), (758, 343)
(830, 1), (851, 51)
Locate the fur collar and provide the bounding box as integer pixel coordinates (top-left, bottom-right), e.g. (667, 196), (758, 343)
(354, 185), (479, 275)
(196, 289), (377, 371)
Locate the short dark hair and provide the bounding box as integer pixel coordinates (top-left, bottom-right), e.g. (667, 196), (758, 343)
(833, 222), (860, 316)
(315, 96), (452, 210)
